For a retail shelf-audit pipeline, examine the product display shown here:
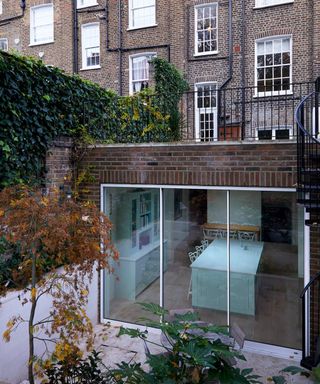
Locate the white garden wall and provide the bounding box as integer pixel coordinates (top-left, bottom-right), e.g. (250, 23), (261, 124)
(0, 271), (99, 384)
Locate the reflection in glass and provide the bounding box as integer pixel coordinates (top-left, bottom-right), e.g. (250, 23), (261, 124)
(230, 191), (304, 349)
(163, 189), (227, 326)
(103, 187), (160, 324)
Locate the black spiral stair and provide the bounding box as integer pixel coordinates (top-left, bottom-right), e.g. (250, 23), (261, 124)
(296, 80), (320, 369)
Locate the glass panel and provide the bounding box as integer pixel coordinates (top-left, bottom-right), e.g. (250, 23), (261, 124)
(273, 39), (282, 53)
(282, 38), (290, 51)
(257, 55), (264, 67)
(103, 187), (160, 323)
(257, 42), (264, 55)
(163, 189), (227, 326)
(230, 191), (303, 349)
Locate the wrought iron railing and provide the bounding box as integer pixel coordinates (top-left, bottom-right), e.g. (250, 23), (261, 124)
(295, 89), (320, 226)
(300, 272), (320, 369)
(180, 81), (314, 142)
(295, 78), (320, 369)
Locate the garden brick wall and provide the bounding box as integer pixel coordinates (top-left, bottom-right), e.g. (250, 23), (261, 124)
(45, 137), (73, 188)
(79, 142), (297, 204)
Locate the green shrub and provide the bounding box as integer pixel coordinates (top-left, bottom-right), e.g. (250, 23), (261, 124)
(0, 52), (179, 187)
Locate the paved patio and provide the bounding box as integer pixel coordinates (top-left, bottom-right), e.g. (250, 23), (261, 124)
(93, 324), (314, 384)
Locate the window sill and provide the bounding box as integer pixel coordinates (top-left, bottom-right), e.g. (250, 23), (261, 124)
(253, 1), (294, 9)
(77, 2), (99, 9)
(127, 24), (158, 31)
(194, 51), (219, 57)
(29, 40), (54, 47)
(253, 90), (293, 98)
(80, 65), (101, 71)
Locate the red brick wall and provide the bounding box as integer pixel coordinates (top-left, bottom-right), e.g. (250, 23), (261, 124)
(45, 137), (73, 188)
(79, 142), (297, 203)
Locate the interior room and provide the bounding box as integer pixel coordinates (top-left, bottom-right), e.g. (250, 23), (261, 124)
(103, 187), (304, 350)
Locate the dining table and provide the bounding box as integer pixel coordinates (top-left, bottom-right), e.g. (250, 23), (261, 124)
(191, 239), (264, 315)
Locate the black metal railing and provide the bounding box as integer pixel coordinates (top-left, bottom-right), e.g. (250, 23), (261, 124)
(300, 272), (320, 369)
(295, 88), (320, 226)
(180, 81), (314, 142)
(295, 78), (320, 369)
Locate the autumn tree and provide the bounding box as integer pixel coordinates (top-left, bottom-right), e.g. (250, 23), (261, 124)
(0, 185), (118, 384)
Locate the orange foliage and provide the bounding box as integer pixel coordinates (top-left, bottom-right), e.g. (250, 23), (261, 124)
(0, 185), (118, 289)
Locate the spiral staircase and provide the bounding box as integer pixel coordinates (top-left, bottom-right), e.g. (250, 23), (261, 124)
(296, 79), (320, 369)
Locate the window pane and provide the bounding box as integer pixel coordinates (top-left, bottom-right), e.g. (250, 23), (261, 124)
(163, 189), (227, 326)
(256, 36), (291, 93)
(196, 4), (217, 54)
(103, 187), (160, 323)
(257, 42), (264, 55)
(31, 5), (53, 43)
(257, 55), (264, 67)
(274, 53), (281, 65)
(282, 65), (290, 77)
(282, 52), (290, 64)
(273, 39), (282, 53)
(132, 0), (155, 7)
(230, 191), (303, 350)
(282, 38), (290, 51)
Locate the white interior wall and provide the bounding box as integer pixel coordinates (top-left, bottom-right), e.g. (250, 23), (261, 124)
(207, 190), (262, 227)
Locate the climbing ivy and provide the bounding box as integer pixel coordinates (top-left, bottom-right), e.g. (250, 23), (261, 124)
(0, 52), (186, 187)
(152, 57), (189, 140)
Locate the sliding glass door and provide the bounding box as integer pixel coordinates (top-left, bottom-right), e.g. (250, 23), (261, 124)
(102, 186), (304, 350)
(163, 189), (227, 325)
(230, 191), (304, 349)
(102, 187), (160, 323)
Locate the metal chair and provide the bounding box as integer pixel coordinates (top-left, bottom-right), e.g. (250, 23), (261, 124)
(238, 231), (255, 241)
(229, 230), (238, 239)
(201, 239), (209, 248)
(203, 228), (223, 240)
(195, 243), (206, 255)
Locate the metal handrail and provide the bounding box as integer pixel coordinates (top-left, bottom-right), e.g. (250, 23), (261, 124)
(300, 271), (320, 299)
(295, 91), (320, 145)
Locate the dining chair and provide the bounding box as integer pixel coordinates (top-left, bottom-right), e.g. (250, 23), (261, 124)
(238, 231), (255, 241)
(229, 230), (238, 239)
(201, 239), (209, 248)
(195, 243), (206, 255)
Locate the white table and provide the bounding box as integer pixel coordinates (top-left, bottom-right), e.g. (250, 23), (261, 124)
(191, 239), (264, 315)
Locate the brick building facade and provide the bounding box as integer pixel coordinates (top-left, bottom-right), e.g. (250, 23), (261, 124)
(2, 0), (320, 368)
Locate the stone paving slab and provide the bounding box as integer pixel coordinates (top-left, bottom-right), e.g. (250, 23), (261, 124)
(92, 324), (314, 384)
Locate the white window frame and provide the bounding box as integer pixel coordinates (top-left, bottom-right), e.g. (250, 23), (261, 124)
(195, 82), (218, 142)
(255, 125), (293, 141)
(0, 38), (8, 52)
(77, 0), (98, 9)
(30, 4), (54, 46)
(194, 3), (218, 56)
(255, 35), (292, 97)
(255, 0), (294, 8)
(81, 23), (101, 70)
(129, 53), (156, 94)
(128, 0), (156, 30)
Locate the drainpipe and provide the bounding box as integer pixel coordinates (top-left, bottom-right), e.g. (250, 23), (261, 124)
(118, 0), (123, 95)
(240, 0), (246, 139)
(0, 0), (26, 26)
(218, 0), (233, 136)
(104, 0), (171, 93)
(72, 0), (78, 74)
(220, 0), (233, 89)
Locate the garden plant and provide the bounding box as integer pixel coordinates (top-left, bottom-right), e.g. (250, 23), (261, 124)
(0, 184), (118, 384)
